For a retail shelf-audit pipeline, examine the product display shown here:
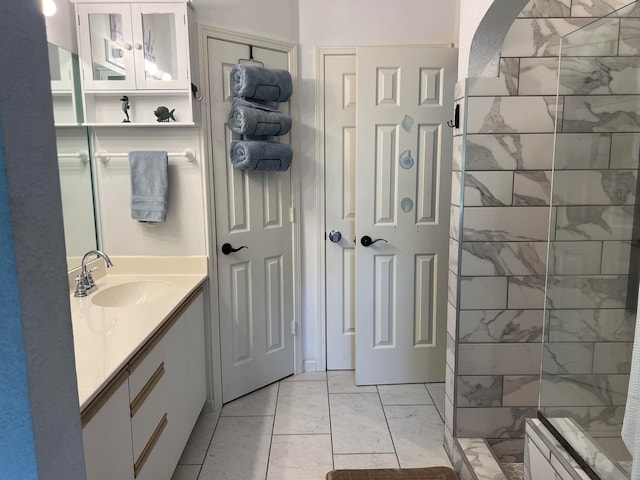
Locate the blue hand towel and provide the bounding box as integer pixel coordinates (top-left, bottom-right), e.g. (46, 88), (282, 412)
(230, 65), (293, 102)
(230, 141), (292, 171)
(129, 151), (168, 223)
(228, 104), (292, 136)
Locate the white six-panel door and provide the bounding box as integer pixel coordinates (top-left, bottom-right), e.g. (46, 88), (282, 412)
(208, 38), (294, 403)
(325, 54), (357, 370)
(355, 46), (457, 385)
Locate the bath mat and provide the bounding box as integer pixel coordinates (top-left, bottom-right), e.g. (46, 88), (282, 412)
(326, 467), (459, 480)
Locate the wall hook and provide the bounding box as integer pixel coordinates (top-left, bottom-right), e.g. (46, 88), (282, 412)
(191, 83), (203, 102)
(447, 104), (460, 129)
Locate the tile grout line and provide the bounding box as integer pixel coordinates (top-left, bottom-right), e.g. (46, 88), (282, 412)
(327, 376), (335, 471)
(219, 414), (277, 418)
(196, 409), (223, 480)
(424, 384), (446, 423)
(263, 382), (281, 480)
(376, 385), (401, 468)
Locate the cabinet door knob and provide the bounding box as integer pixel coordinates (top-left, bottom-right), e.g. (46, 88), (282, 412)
(134, 42), (143, 51)
(123, 43), (133, 51)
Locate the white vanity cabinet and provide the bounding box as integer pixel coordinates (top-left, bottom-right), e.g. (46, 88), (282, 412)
(128, 336), (169, 479)
(80, 287), (206, 480)
(71, 0), (196, 125)
(82, 371), (135, 480)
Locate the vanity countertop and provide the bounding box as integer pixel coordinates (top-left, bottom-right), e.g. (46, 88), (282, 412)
(68, 257), (207, 410)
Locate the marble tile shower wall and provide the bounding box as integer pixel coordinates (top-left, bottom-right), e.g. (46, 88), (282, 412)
(447, 0), (640, 462)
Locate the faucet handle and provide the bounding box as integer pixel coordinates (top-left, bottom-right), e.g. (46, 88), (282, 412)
(74, 275), (87, 297)
(86, 267), (98, 288)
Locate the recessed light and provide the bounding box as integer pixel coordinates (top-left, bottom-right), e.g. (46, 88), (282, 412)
(42, 0), (57, 17)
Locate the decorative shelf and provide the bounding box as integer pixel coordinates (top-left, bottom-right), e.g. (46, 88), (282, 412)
(73, 1), (197, 126)
(84, 122), (196, 127)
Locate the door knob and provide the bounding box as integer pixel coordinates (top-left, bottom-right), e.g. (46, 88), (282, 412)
(328, 230), (342, 243)
(360, 235), (388, 247)
(221, 243), (248, 255)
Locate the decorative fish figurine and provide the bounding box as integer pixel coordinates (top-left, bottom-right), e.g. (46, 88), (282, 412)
(121, 95), (131, 123)
(154, 106), (176, 122)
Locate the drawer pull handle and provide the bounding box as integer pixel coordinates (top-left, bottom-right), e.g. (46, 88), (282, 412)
(133, 413), (168, 478)
(130, 363), (164, 418)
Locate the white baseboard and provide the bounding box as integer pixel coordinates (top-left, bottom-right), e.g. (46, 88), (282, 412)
(304, 360), (318, 372)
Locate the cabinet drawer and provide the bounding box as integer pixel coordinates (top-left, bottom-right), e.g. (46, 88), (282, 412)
(131, 364), (166, 462)
(128, 336), (163, 402)
(134, 414), (169, 480)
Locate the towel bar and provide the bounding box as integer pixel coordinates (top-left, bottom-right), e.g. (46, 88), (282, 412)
(95, 149), (196, 164)
(58, 152), (89, 163)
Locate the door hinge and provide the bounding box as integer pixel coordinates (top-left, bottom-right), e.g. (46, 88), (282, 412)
(291, 320), (297, 336)
(289, 207), (295, 223)
(77, 15), (80, 26)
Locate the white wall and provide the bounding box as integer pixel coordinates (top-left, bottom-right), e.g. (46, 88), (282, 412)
(458, 0), (494, 79)
(92, 127), (206, 256)
(193, 0), (299, 43)
(298, 0), (459, 370)
(45, 0), (77, 53)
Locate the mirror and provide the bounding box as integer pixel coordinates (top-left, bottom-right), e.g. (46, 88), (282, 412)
(49, 42), (99, 269)
(49, 42), (82, 126)
(87, 13), (127, 82)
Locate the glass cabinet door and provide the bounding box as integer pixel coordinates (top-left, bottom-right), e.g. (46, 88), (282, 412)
(77, 3), (136, 90)
(131, 3), (189, 90)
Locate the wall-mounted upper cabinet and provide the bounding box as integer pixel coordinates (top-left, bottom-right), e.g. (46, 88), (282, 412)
(71, 0), (196, 126)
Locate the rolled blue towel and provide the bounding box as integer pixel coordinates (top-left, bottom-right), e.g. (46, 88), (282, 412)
(230, 64), (293, 102)
(232, 97), (279, 111)
(229, 105), (292, 136)
(231, 141), (292, 171)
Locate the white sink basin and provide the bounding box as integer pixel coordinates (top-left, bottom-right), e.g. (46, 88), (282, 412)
(91, 281), (173, 308)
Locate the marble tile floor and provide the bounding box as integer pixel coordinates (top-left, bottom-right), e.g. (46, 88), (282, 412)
(620, 460), (633, 475)
(502, 463), (524, 480)
(171, 371), (450, 480)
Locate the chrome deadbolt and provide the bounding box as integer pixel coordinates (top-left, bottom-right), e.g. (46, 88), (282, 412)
(328, 230), (342, 243)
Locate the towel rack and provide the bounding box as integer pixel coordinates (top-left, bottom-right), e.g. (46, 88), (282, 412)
(95, 149), (197, 164)
(58, 152), (89, 163)
(238, 45), (264, 66)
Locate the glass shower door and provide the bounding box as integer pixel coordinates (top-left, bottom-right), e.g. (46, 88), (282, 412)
(539, 2), (640, 478)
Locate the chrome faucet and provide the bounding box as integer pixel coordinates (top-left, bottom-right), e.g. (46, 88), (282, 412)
(74, 250), (114, 297)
